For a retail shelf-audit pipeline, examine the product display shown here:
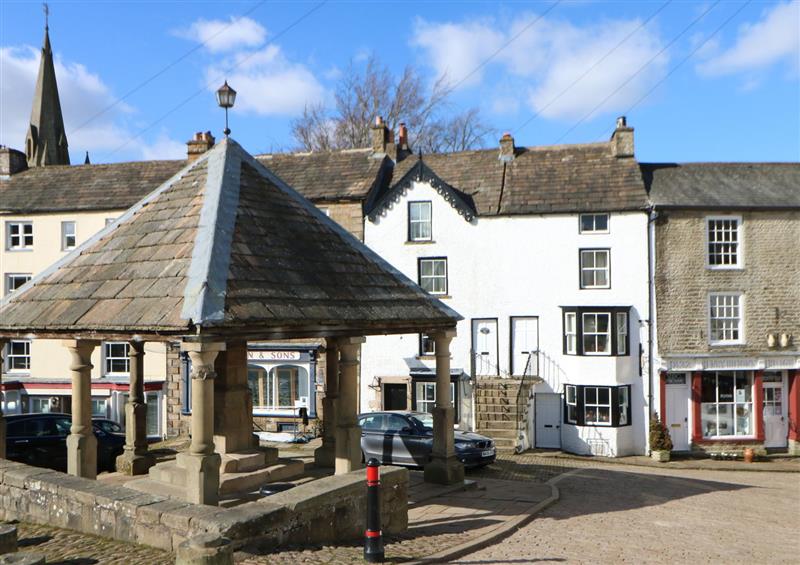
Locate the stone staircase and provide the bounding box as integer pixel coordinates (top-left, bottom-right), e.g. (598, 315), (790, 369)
(475, 379), (530, 451)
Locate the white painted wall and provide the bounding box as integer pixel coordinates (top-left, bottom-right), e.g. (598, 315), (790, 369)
(361, 179), (650, 455)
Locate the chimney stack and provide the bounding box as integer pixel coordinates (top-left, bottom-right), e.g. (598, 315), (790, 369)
(370, 116), (396, 160)
(499, 132), (515, 162)
(611, 116), (634, 158)
(398, 123), (409, 150)
(186, 131), (216, 162)
(0, 146), (28, 179)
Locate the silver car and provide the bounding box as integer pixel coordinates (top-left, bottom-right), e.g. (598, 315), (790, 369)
(357, 411), (496, 468)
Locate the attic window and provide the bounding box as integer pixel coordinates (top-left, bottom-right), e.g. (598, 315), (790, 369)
(579, 214), (609, 234)
(408, 201), (432, 241)
(6, 222), (33, 250)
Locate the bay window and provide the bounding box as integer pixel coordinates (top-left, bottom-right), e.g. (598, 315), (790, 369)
(701, 371), (752, 437)
(563, 384), (631, 427)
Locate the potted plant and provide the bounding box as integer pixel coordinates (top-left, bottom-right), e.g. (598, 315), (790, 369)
(649, 412), (673, 462)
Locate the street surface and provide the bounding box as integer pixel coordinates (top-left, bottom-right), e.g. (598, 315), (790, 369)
(458, 462), (800, 564)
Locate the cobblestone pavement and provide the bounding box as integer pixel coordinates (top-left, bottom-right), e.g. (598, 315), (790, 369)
(456, 462), (800, 564)
(11, 521), (173, 564)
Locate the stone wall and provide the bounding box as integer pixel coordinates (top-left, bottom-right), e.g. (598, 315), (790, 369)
(165, 342), (190, 438)
(0, 458), (407, 553)
(325, 201), (364, 241)
(655, 210), (800, 355)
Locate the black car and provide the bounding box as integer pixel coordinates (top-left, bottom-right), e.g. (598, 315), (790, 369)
(5, 413), (125, 473)
(357, 411), (496, 469)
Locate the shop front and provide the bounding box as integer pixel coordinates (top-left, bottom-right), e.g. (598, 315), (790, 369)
(0, 378), (166, 438)
(246, 344), (319, 432)
(660, 364), (800, 454)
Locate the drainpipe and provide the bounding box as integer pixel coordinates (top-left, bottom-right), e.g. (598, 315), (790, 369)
(646, 206), (658, 455)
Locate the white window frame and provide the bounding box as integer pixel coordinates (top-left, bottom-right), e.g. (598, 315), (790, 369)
(706, 216), (742, 269)
(415, 381), (455, 414)
(408, 201), (432, 242)
(103, 342), (130, 376)
(583, 386), (612, 426)
(616, 312), (628, 356)
(5, 340), (31, 373)
(708, 293), (744, 345)
(4, 273), (31, 296)
(145, 390), (162, 438)
(579, 249), (610, 289)
(581, 312), (611, 355)
(565, 313), (577, 355)
(579, 213), (609, 234)
(61, 221), (77, 251)
(565, 384), (577, 423)
(419, 333), (436, 356)
(418, 258), (447, 295)
(5, 221), (33, 250)
(91, 397), (109, 417)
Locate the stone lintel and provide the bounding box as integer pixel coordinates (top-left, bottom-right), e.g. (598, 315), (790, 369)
(181, 341), (227, 353)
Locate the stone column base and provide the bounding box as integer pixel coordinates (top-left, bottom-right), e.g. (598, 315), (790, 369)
(314, 441), (335, 468)
(788, 438), (800, 456)
(424, 454), (464, 485)
(116, 450), (156, 475)
(177, 452), (222, 506)
(67, 433), (97, 479)
(335, 424), (363, 475)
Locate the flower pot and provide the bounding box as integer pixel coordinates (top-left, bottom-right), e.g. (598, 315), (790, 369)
(650, 450), (670, 463)
(743, 447), (755, 463)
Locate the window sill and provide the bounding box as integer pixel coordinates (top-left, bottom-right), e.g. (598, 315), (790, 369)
(417, 355), (436, 361)
(406, 240), (436, 245)
(708, 342), (746, 347)
(579, 286), (611, 290)
(430, 294), (451, 300)
(706, 266), (744, 271)
(5, 248), (34, 252)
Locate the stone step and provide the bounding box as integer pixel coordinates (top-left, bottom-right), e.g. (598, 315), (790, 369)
(475, 388), (520, 397)
(491, 438), (518, 450)
(148, 461), (185, 486)
(219, 459), (305, 496)
(475, 395), (515, 404)
(476, 420), (516, 430)
(480, 428), (518, 440)
(220, 448), (277, 473)
(475, 403), (522, 412)
(475, 412), (518, 422)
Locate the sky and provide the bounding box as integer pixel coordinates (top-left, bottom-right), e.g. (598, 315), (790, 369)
(1, 0), (798, 165)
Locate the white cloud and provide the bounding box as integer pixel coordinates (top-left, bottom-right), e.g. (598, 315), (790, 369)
(411, 18), (503, 87)
(139, 131), (187, 160)
(174, 16), (267, 53)
(205, 45), (327, 117)
(0, 45), (135, 161)
(697, 2), (800, 76)
(411, 14), (667, 120)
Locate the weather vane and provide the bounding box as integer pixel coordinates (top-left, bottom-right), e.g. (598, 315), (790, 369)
(43, 2), (49, 29)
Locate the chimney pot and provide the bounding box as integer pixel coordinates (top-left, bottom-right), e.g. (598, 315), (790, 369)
(499, 132), (515, 162)
(187, 131), (216, 162)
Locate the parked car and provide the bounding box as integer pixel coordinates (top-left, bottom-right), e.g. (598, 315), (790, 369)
(357, 411), (496, 468)
(5, 413), (125, 473)
(92, 418), (124, 436)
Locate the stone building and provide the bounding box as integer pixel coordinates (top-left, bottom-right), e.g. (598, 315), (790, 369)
(647, 163), (800, 455)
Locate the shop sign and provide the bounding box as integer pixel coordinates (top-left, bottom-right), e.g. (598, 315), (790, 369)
(248, 350), (302, 361)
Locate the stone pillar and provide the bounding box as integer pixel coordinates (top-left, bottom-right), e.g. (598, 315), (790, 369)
(0, 339), (7, 460)
(315, 337), (339, 468)
(335, 336), (365, 475)
(213, 341), (258, 454)
(116, 341), (155, 475)
(788, 370), (800, 456)
(177, 342), (224, 505)
(424, 329), (464, 485)
(63, 340), (99, 479)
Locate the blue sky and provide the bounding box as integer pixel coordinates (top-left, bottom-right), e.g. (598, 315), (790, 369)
(1, 1), (798, 164)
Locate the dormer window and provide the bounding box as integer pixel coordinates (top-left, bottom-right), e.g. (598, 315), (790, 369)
(408, 201), (432, 242)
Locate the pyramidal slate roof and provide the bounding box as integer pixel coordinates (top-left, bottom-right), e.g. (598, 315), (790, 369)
(0, 139), (460, 340)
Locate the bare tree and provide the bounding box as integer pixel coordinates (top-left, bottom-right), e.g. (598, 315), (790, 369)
(291, 56), (491, 153)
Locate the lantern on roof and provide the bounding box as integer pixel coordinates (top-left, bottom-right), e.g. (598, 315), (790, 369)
(216, 80), (237, 137)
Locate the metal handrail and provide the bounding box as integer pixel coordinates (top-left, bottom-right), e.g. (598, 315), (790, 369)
(514, 351), (539, 453)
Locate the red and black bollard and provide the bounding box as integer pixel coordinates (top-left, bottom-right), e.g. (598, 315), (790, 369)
(364, 458), (385, 563)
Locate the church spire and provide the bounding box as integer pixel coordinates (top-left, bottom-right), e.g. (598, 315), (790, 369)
(25, 8), (70, 167)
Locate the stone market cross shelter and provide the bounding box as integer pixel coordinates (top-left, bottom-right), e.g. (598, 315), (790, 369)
(0, 138), (464, 505)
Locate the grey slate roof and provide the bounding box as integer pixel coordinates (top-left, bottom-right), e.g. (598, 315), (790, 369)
(0, 139), (460, 340)
(388, 141), (648, 215)
(0, 150), (387, 214)
(642, 163), (800, 209)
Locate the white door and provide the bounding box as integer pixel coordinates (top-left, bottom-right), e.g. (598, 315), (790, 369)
(763, 373), (788, 448)
(535, 393), (561, 448)
(665, 376), (690, 451)
(511, 317), (539, 376)
(472, 319), (498, 376)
